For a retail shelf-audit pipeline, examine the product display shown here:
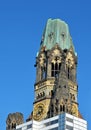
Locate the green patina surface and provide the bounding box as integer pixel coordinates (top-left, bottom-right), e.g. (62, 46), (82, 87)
(40, 19), (75, 53)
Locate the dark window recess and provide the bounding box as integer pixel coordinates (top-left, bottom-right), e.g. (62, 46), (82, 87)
(63, 105), (65, 112)
(51, 90), (54, 96)
(56, 99), (59, 104)
(43, 91), (45, 96)
(64, 85), (66, 88)
(12, 123), (16, 129)
(60, 105), (65, 112)
(52, 63), (54, 69)
(51, 104), (54, 112)
(51, 63), (61, 77)
(68, 67), (70, 79)
(60, 105), (62, 111)
(37, 91), (45, 99)
(51, 63), (54, 76)
(55, 63), (58, 70)
(59, 63), (61, 70)
(27, 124), (32, 129)
(51, 113), (53, 117)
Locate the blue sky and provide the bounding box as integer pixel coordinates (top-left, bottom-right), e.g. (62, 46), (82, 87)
(0, 0), (91, 129)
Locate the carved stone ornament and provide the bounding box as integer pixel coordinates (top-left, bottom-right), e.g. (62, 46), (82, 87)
(6, 112), (24, 126)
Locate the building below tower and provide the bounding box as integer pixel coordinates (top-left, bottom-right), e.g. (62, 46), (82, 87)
(16, 113), (87, 130)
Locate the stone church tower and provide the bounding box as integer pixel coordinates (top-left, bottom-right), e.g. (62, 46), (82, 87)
(6, 19), (82, 129)
(33, 19), (79, 121)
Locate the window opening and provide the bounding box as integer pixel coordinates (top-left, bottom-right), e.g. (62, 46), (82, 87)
(63, 105), (65, 112)
(59, 63), (61, 70)
(51, 90), (54, 96)
(68, 67), (70, 79)
(51, 63), (55, 76)
(51, 62), (61, 77)
(60, 105), (62, 112)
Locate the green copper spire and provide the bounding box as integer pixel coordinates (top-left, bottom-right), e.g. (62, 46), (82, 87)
(40, 18), (75, 53)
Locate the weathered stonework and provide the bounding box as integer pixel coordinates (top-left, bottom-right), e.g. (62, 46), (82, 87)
(6, 19), (81, 130)
(6, 112), (24, 130)
(33, 19), (79, 121)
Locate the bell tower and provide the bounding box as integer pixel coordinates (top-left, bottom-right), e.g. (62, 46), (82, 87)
(6, 19), (88, 130)
(33, 19), (79, 121)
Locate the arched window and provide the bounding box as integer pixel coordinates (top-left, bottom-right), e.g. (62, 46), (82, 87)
(60, 105), (62, 112)
(12, 123), (16, 129)
(51, 90), (54, 96)
(51, 63), (55, 76)
(43, 91), (45, 96)
(63, 105), (65, 112)
(55, 63), (59, 77)
(68, 67), (70, 79)
(51, 62), (61, 77)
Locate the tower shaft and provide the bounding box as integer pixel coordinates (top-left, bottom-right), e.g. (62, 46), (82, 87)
(33, 19), (78, 121)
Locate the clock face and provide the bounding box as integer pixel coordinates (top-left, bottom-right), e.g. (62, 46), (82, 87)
(33, 103), (45, 120)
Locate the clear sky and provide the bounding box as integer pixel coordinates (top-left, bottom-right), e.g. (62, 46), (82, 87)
(0, 0), (91, 129)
